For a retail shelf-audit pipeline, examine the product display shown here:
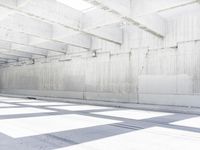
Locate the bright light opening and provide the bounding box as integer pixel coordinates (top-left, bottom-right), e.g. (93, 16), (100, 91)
(57, 0), (93, 11)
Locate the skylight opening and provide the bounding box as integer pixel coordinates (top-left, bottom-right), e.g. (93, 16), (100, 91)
(57, 0), (93, 11)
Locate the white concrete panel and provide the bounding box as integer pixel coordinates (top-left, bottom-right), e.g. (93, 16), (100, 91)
(139, 74), (193, 94)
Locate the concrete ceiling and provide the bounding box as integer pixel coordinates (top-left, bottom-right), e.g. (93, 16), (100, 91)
(0, 0), (199, 66)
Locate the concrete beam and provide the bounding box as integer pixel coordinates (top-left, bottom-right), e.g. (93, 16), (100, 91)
(11, 43), (48, 57)
(83, 8), (121, 30)
(0, 0), (122, 44)
(0, 57), (7, 61)
(131, 0), (198, 17)
(0, 28), (67, 54)
(83, 0), (165, 37)
(17, 0), (32, 7)
(0, 13), (92, 50)
(0, 58), (7, 63)
(82, 0), (198, 38)
(0, 49), (32, 58)
(0, 40), (47, 57)
(82, 9), (122, 43)
(0, 53), (18, 60)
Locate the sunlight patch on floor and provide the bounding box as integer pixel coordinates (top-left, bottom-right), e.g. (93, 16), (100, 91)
(0, 114), (120, 138)
(0, 107), (54, 116)
(55, 126), (200, 150)
(171, 117), (200, 128)
(93, 109), (173, 120)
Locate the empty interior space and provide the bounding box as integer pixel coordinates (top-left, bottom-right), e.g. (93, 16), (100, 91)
(0, 0), (200, 149)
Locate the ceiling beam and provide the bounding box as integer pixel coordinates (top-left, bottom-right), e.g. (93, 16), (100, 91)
(11, 43), (48, 57)
(0, 40), (48, 57)
(0, 49), (32, 58)
(83, 0), (165, 38)
(0, 0), (122, 45)
(0, 13), (91, 50)
(0, 57), (7, 61)
(17, 0), (32, 7)
(0, 53), (18, 60)
(83, 8), (121, 30)
(131, 0), (198, 17)
(82, 9), (123, 43)
(82, 0), (198, 35)
(0, 58), (7, 63)
(158, 1), (198, 13)
(0, 27), (67, 54)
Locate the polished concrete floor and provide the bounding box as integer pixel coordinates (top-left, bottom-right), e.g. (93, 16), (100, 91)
(0, 96), (200, 150)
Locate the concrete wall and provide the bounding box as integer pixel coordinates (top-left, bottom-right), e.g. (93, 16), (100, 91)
(1, 41), (200, 107)
(0, 53), (137, 103)
(1, 14), (200, 107)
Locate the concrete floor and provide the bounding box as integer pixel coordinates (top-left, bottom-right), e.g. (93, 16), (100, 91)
(0, 96), (200, 150)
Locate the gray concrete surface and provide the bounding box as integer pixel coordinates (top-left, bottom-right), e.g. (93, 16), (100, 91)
(1, 41), (200, 108)
(0, 96), (200, 150)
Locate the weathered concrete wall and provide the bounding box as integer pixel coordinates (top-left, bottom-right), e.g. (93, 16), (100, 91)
(1, 40), (200, 107)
